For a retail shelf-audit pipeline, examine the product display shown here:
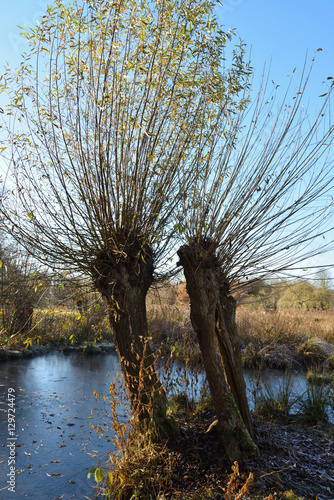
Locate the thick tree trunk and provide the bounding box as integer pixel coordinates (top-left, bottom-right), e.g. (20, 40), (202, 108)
(215, 279), (253, 436)
(177, 244), (258, 460)
(91, 236), (176, 439)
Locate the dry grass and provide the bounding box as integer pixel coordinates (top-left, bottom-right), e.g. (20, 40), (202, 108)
(236, 308), (334, 370)
(32, 307), (112, 343)
(236, 308), (334, 345)
(147, 299), (201, 365)
(147, 298), (334, 371)
(0, 306), (113, 349)
(148, 289), (334, 348)
(224, 461), (254, 500)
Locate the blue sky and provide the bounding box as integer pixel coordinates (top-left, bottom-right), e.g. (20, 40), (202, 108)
(0, 0), (333, 278)
(219, 0), (334, 102)
(221, 0), (334, 278)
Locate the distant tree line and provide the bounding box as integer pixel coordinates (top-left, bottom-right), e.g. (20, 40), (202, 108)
(239, 274), (333, 311)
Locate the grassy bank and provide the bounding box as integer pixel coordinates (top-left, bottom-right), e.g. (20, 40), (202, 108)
(147, 303), (334, 372)
(238, 308), (334, 371)
(1, 301), (334, 376)
(2, 300), (333, 374)
(0, 306), (113, 351)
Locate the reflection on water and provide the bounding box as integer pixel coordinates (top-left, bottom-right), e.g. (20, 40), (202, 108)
(0, 352), (123, 500)
(244, 367), (309, 410)
(158, 360), (309, 411)
(0, 352), (312, 499)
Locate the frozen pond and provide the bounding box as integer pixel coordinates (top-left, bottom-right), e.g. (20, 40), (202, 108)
(0, 352), (123, 499)
(0, 352), (311, 499)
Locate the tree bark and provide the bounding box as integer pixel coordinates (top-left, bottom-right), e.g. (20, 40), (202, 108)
(91, 236), (176, 439)
(177, 244), (258, 460)
(215, 277), (253, 436)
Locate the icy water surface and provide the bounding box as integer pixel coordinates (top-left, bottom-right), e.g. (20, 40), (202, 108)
(0, 352), (310, 499)
(0, 352), (123, 499)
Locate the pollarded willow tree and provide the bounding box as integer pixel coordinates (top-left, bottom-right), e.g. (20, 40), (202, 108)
(0, 0), (251, 440)
(177, 62), (334, 458)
